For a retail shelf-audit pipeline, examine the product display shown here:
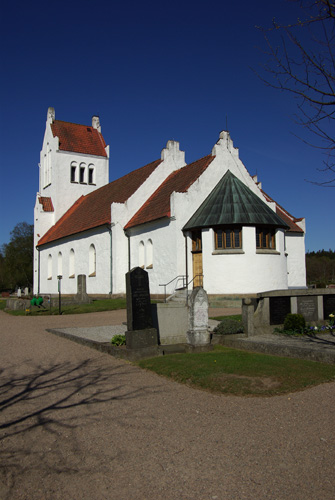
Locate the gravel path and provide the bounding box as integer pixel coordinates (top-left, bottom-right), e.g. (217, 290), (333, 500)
(1, 310), (335, 500)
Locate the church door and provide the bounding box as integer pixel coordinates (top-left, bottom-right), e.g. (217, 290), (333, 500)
(191, 231), (203, 287)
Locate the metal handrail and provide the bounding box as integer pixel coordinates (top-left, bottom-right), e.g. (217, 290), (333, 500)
(159, 274), (204, 303)
(159, 275), (187, 302)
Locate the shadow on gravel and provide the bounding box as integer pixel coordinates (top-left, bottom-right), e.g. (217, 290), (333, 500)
(0, 359), (157, 439)
(303, 332), (335, 346)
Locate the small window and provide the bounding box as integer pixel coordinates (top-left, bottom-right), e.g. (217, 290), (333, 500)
(89, 244), (96, 276)
(70, 162), (77, 183)
(215, 227), (242, 250)
(47, 254), (52, 280)
(146, 239), (153, 269)
(88, 167), (94, 184)
(256, 227), (276, 249)
(80, 166), (85, 183)
(69, 248), (75, 278)
(191, 231), (202, 252)
(139, 241), (145, 269)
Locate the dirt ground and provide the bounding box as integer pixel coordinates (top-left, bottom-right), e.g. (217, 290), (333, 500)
(1, 309), (335, 500)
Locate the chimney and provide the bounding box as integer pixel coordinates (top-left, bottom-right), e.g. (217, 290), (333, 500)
(92, 116), (101, 133)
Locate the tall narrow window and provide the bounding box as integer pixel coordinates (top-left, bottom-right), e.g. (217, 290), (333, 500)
(79, 163), (86, 183)
(256, 227), (276, 249)
(89, 244), (96, 276)
(71, 162), (77, 182)
(47, 254), (52, 280)
(69, 249), (75, 278)
(146, 239), (153, 269)
(215, 227), (242, 250)
(58, 252), (63, 276)
(139, 241), (145, 268)
(88, 165), (94, 184)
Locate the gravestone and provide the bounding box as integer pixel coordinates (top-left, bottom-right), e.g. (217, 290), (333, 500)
(17, 288), (21, 298)
(324, 295), (335, 318)
(125, 267), (158, 349)
(24, 287), (29, 296)
(297, 296), (318, 322)
(76, 274), (89, 302)
(269, 296), (291, 325)
(187, 287), (210, 346)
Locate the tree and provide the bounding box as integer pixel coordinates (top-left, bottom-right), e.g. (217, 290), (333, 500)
(257, 0), (335, 186)
(1, 222), (34, 291)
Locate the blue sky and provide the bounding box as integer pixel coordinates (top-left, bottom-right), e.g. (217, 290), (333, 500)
(0, 0), (333, 252)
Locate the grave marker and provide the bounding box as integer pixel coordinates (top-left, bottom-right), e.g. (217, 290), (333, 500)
(297, 296), (318, 322)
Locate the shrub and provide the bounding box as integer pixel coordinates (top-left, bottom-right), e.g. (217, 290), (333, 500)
(283, 313), (306, 333)
(213, 318), (244, 335)
(111, 334), (126, 346)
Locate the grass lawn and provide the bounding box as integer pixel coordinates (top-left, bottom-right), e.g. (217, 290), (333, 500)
(4, 298), (128, 316)
(210, 314), (242, 322)
(138, 345), (335, 397)
(0, 299), (6, 310)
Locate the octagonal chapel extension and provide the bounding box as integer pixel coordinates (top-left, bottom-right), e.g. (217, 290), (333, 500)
(34, 108), (306, 296)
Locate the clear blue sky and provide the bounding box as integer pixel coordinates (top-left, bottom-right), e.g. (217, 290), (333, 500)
(0, 0), (333, 252)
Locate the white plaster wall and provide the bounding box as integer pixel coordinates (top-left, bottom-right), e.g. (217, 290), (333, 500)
(127, 219), (180, 296)
(286, 233), (307, 288)
(200, 227), (288, 294)
(38, 227), (111, 295)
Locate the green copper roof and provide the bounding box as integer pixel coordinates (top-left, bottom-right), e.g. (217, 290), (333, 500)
(183, 170), (289, 231)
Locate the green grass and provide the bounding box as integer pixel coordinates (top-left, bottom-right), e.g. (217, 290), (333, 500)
(210, 314), (242, 322)
(138, 345), (335, 396)
(4, 298), (127, 316)
(0, 299), (6, 311)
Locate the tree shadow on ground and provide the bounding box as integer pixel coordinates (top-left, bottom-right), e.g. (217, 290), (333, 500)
(0, 359), (159, 438)
(302, 331), (335, 346)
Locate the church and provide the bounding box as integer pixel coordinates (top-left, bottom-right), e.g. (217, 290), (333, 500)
(33, 108), (306, 297)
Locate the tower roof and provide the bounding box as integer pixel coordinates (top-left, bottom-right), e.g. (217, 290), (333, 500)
(183, 170), (289, 231)
(51, 120), (108, 157)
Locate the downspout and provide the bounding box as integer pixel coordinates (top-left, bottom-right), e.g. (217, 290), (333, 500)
(125, 230), (131, 271)
(37, 246), (40, 295)
(108, 224), (113, 295)
(184, 233), (188, 306)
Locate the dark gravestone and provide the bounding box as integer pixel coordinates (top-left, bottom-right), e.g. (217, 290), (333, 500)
(125, 267), (158, 349)
(76, 274), (89, 302)
(297, 296), (318, 322)
(270, 296), (291, 325)
(324, 295), (335, 319)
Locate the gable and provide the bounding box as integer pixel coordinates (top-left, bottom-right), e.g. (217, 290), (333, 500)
(38, 159), (162, 246)
(183, 170), (289, 231)
(125, 155), (215, 229)
(51, 120), (108, 157)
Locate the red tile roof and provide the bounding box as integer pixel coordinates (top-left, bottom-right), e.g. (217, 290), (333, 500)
(51, 120), (107, 157)
(125, 155), (215, 229)
(38, 196), (54, 212)
(38, 159), (162, 246)
(261, 190), (304, 233)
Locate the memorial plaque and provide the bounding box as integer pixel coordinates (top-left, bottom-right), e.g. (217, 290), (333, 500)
(323, 295), (335, 319)
(126, 267), (153, 331)
(269, 296), (291, 325)
(297, 296), (318, 322)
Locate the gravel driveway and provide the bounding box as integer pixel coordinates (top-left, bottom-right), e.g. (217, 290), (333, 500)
(0, 310), (334, 500)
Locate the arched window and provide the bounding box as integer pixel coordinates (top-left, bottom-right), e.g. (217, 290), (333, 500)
(79, 162), (86, 184)
(58, 252), (63, 276)
(146, 239), (153, 269)
(88, 164), (95, 184)
(70, 161), (78, 183)
(47, 254), (52, 280)
(69, 248), (75, 278)
(89, 244), (96, 276)
(139, 241), (145, 269)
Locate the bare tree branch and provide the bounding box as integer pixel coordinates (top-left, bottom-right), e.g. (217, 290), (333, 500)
(255, 0), (335, 186)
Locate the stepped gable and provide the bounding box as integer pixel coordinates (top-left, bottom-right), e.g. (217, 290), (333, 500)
(261, 190), (304, 233)
(38, 159), (162, 246)
(38, 196), (54, 212)
(183, 170), (290, 231)
(125, 154), (215, 229)
(51, 120), (108, 157)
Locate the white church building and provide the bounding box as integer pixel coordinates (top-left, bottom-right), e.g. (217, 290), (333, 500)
(33, 108), (306, 297)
